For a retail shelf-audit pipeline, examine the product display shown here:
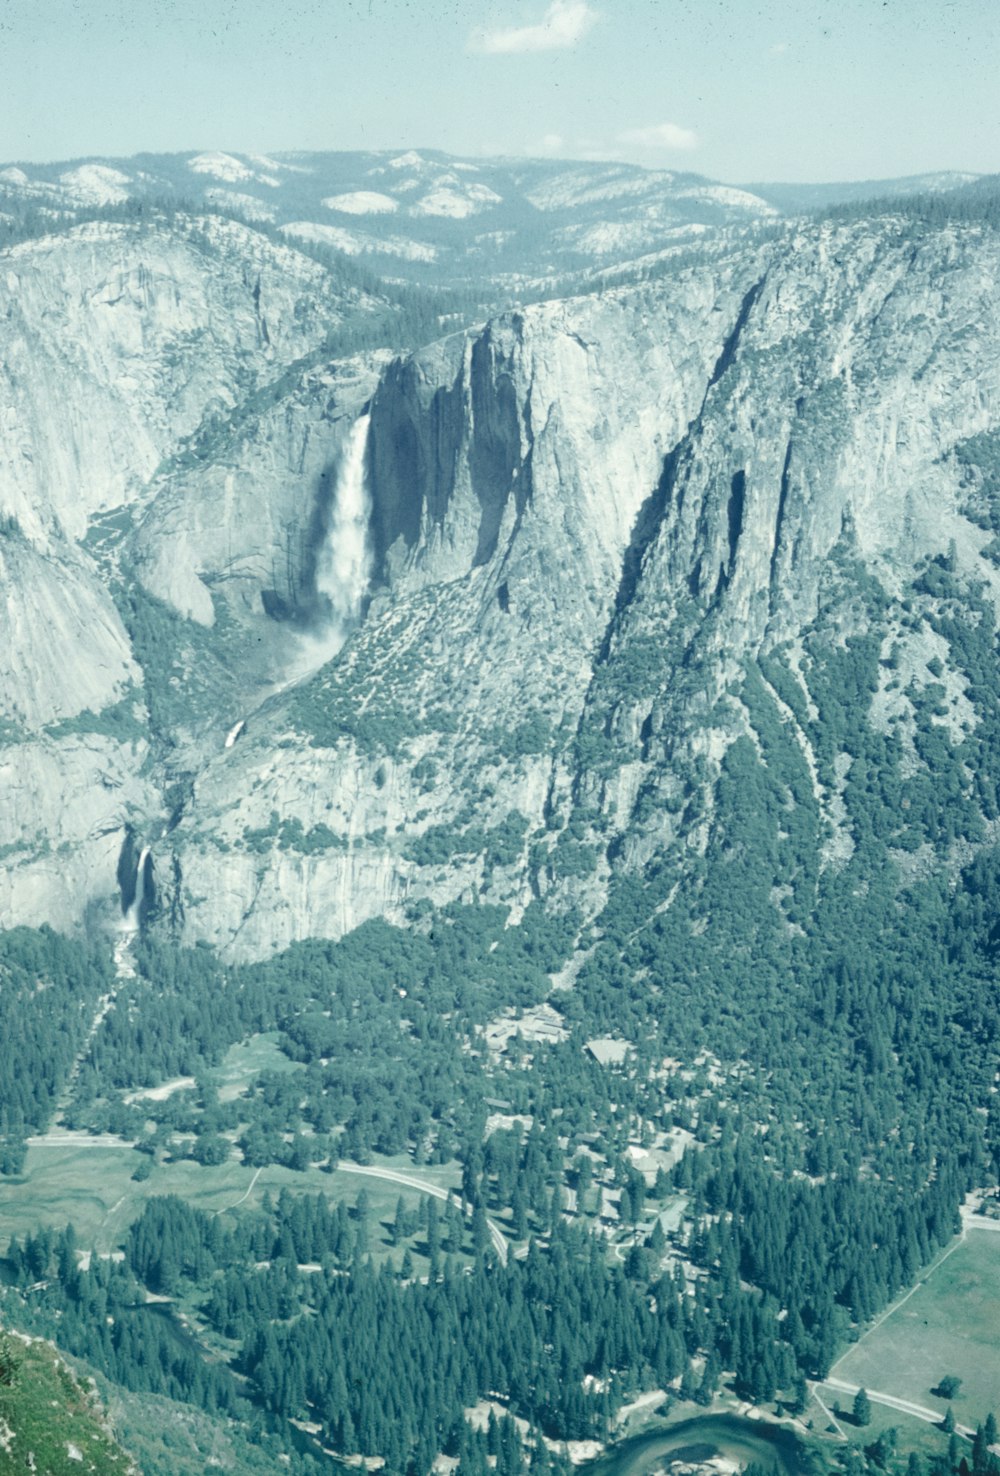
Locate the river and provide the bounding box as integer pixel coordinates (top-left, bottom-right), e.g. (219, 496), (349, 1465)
(584, 1414), (813, 1476)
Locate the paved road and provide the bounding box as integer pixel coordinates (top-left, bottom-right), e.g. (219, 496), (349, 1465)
(964, 1212), (1000, 1233)
(336, 1161), (509, 1264)
(819, 1377), (975, 1437)
(25, 1131), (135, 1149)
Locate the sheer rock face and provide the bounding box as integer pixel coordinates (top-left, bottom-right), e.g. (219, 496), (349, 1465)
(0, 217), (373, 931)
(126, 354), (385, 629)
(0, 217), (357, 543)
(2, 211), (999, 954)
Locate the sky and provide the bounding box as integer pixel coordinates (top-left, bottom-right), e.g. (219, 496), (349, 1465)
(0, 0), (997, 183)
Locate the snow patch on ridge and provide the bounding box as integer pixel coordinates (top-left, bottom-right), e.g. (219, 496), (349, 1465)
(281, 221), (438, 261)
(188, 152), (279, 187)
(526, 168), (670, 211)
(411, 183), (502, 218)
(322, 191), (399, 215)
(204, 189), (275, 222)
(387, 151), (426, 170)
(679, 183), (777, 213)
(59, 164), (131, 205)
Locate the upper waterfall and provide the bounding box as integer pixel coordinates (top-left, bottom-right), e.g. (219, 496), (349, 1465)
(122, 845), (151, 932)
(314, 412), (373, 656)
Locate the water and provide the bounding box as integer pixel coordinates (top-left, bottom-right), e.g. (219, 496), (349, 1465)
(314, 411), (372, 654)
(585, 1414), (810, 1476)
(122, 845), (151, 932)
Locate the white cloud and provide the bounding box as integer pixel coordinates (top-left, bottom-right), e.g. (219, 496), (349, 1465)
(470, 1), (598, 55)
(617, 121), (699, 152)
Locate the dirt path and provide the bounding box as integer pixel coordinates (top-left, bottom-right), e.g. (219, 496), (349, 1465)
(829, 1231), (967, 1359)
(811, 1385), (850, 1441)
(213, 1165), (264, 1216)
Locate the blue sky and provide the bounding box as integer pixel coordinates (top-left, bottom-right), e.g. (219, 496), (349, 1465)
(1, 0), (997, 182)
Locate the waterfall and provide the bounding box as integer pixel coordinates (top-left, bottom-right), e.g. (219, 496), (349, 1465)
(122, 846), (151, 932)
(314, 412), (372, 654)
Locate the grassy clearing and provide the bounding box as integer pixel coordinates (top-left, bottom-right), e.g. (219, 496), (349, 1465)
(0, 1141), (460, 1261)
(0, 1146), (252, 1254)
(214, 1031), (304, 1103)
(831, 1229), (1000, 1424)
(0, 1334), (135, 1473)
(0, 1146), (150, 1253)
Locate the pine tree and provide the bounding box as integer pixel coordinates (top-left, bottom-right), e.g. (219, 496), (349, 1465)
(853, 1388), (872, 1427)
(698, 1351), (721, 1405)
(973, 1426), (990, 1475)
(0, 1335), (21, 1389)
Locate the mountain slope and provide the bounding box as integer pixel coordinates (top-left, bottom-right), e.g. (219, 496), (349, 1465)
(0, 1331), (137, 1474)
(1, 181), (999, 1476)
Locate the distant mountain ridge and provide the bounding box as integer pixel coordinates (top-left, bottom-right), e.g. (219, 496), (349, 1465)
(745, 169), (982, 212)
(0, 147), (779, 283)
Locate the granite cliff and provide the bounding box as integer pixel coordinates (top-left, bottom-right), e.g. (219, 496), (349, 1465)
(2, 193), (999, 964)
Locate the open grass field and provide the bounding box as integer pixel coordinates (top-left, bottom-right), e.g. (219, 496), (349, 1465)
(2, 1028), (464, 1260)
(831, 1228), (1000, 1425)
(0, 1139), (461, 1259)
